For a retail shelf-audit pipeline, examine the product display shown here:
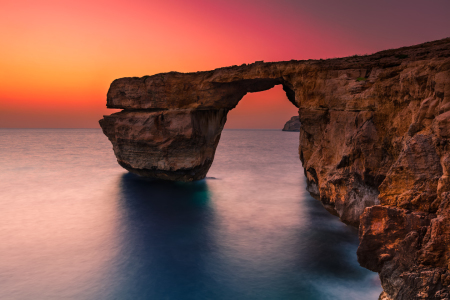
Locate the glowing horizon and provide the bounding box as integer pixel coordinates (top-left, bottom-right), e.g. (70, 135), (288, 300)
(1, 0), (449, 128)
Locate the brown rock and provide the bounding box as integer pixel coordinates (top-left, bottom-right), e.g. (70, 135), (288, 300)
(378, 134), (443, 212)
(100, 38), (450, 299)
(100, 109), (227, 181)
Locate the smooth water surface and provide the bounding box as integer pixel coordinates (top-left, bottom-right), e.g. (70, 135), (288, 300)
(0, 129), (382, 300)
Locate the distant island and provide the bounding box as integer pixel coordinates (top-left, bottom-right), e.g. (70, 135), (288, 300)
(282, 116), (300, 131)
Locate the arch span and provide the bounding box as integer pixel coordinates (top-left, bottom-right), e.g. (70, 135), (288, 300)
(100, 71), (299, 182)
(224, 84), (298, 129)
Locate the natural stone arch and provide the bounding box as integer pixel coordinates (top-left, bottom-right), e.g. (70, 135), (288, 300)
(100, 38), (450, 300)
(100, 74), (298, 182)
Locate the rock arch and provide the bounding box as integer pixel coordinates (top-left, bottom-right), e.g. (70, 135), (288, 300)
(100, 72), (297, 182)
(100, 38), (450, 299)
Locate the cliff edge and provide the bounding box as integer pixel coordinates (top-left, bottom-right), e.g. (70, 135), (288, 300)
(100, 38), (450, 299)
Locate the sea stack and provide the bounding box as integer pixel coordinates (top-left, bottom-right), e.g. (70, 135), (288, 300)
(282, 116), (301, 131)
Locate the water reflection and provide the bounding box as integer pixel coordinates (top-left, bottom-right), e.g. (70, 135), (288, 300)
(106, 173), (219, 300)
(104, 171), (381, 300)
(291, 193), (371, 280)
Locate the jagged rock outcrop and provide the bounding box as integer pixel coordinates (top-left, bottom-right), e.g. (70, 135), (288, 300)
(282, 116), (301, 131)
(100, 38), (450, 299)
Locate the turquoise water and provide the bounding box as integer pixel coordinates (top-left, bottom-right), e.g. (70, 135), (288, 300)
(0, 129), (382, 299)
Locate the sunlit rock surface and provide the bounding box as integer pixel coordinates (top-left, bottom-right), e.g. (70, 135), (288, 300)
(100, 38), (450, 299)
(282, 116), (301, 131)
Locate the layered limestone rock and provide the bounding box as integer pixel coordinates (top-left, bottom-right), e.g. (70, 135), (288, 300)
(282, 116), (301, 131)
(100, 109), (227, 181)
(100, 38), (450, 299)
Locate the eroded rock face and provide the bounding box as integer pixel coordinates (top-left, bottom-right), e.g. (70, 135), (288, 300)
(100, 38), (450, 299)
(99, 109), (227, 181)
(282, 116), (301, 131)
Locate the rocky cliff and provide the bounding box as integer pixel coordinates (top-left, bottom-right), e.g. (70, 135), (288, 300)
(100, 38), (450, 299)
(282, 116), (301, 131)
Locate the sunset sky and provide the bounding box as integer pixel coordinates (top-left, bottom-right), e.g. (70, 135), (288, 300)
(1, 0), (450, 128)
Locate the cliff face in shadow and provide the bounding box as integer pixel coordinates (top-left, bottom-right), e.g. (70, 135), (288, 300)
(100, 38), (450, 299)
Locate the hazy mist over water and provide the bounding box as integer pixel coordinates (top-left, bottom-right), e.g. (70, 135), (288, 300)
(0, 129), (382, 299)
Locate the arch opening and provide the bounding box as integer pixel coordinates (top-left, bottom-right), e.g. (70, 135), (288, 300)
(100, 75), (300, 182)
(224, 84), (299, 129)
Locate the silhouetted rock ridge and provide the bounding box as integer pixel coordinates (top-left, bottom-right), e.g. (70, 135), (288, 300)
(282, 116), (301, 131)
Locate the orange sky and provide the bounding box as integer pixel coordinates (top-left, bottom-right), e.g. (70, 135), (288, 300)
(1, 0), (449, 128)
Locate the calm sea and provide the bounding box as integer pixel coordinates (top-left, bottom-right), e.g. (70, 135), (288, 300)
(0, 129), (382, 300)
